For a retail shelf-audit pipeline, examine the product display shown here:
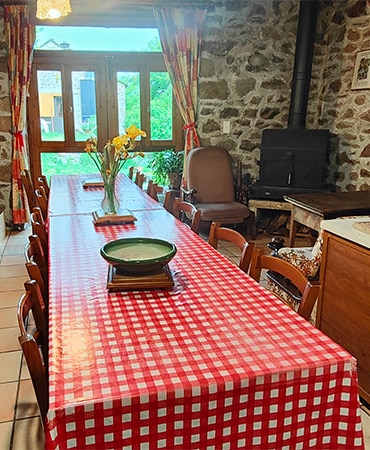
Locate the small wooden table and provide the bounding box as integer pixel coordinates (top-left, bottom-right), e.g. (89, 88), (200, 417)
(284, 191), (370, 246)
(248, 198), (292, 215)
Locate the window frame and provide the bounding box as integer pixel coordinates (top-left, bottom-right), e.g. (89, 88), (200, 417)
(28, 50), (184, 176)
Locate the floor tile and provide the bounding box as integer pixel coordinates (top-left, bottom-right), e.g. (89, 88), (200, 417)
(12, 417), (44, 450)
(0, 306), (17, 328)
(0, 327), (21, 353)
(15, 379), (39, 420)
(0, 290), (24, 308)
(0, 255), (26, 266)
(0, 351), (21, 383)
(0, 421), (13, 450)
(0, 265), (26, 278)
(7, 229), (30, 241)
(2, 243), (26, 256)
(361, 408), (370, 449)
(0, 276), (28, 292)
(0, 382), (18, 422)
(20, 355), (31, 381)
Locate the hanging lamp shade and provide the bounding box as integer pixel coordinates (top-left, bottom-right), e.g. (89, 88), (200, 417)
(36, 0), (72, 20)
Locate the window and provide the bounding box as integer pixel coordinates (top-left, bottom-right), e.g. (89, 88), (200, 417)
(28, 27), (183, 177)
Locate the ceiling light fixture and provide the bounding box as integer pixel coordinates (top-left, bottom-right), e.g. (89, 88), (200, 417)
(36, 0), (72, 20)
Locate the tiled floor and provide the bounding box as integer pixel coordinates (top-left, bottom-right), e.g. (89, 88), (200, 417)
(0, 224), (369, 449)
(0, 225), (45, 450)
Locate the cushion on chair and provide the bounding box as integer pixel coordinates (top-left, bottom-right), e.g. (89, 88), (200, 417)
(195, 201), (250, 222)
(277, 231), (324, 279)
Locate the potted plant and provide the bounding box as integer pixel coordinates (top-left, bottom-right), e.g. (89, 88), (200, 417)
(151, 149), (184, 189)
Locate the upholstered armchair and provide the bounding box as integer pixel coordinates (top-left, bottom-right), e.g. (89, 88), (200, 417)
(181, 146), (255, 238)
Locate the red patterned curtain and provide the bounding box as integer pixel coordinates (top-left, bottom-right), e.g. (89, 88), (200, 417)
(154, 6), (206, 179)
(4, 5), (35, 225)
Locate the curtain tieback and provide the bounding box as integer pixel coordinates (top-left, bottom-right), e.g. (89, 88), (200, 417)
(183, 122), (196, 130)
(12, 131), (25, 148)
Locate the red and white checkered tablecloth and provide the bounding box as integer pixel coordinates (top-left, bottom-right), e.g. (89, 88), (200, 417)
(48, 174), (162, 216)
(44, 178), (364, 450)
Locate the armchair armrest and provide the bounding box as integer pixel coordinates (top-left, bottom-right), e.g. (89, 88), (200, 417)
(181, 186), (197, 202)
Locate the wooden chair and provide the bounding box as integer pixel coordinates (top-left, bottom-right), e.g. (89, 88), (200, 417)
(163, 189), (177, 213)
(17, 279), (49, 421)
(134, 171), (146, 189)
(37, 175), (50, 198)
(249, 248), (321, 321)
(21, 169), (38, 212)
(208, 221), (255, 273)
(172, 198), (201, 234)
(128, 166), (135, 180)
(35, 186), (48, 219)
(30, 207), (48, 257)
(147, 180), (164, 201)
(271, 231), (324, 281)
(24, 234), (48, 306)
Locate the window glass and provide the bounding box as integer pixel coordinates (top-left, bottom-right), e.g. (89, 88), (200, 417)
(72, 71), (97, 141)
(35, 27), (161, 52)
(117, 72), (141, 135)
(37, 70), (64, 141)
(150, 72), (172, 140)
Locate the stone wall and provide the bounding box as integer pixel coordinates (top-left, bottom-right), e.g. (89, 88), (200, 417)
(0, 7), (12, 226)
(310, 0), (370, 191)
(198, 0), (370, 192)
(198, 0), (299, 185)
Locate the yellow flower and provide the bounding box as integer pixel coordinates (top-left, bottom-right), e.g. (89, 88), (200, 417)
(84, 124), (145, 181)
(126, 124), (147, 140)
(85, 138), (97, 153)
(112, 135), (130, 150)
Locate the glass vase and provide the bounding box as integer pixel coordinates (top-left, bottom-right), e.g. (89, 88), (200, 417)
(101, 177), (120, 215)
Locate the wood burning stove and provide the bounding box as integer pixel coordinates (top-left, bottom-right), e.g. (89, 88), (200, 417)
(249, 0), (330, 201)
(249, 128), (329, 200)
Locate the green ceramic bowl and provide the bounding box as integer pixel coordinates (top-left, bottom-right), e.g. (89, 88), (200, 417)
(100, 237), (177, 274)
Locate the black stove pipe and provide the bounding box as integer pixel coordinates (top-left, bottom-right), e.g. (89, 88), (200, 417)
(288, 0), (320, 128)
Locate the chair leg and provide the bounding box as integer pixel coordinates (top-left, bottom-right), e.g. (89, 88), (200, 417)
(245, 211), (256, 240)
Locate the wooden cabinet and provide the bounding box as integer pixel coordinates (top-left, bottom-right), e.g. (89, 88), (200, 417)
(317, 231), (370, 404)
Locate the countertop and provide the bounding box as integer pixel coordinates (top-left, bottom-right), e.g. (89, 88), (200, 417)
(321, 215), (370, 250)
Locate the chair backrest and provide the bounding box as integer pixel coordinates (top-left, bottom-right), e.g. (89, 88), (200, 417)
(31, 206), (45, 226)
(186, 147), (235, 203)
(18, 334), (49, 422)
(173, 198), (201, 234)
(147, 180), (164, 201)
(17, 280), (48, 421)
(35, 186), (48, 219)
(128, 166), (135, 180)
(37, 175), (50, 198)
(21, 169), (38, 211)
(18, 279), (48, 338)
(249, 248), (321, 321)
(30, 208), (48, 257)
(135, 171), (146, 189)
(24, 234), (48, 305)
(208, 221), (255, 272)
(163, 189), (177, 213)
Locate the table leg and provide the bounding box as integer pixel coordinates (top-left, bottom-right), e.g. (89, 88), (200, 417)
(288, 214), (299, 247)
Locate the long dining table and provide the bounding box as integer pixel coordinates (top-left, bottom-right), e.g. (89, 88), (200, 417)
(44, 174), (364, 449)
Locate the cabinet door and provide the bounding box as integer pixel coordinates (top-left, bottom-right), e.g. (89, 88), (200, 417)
(317, 232), (370, 403)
